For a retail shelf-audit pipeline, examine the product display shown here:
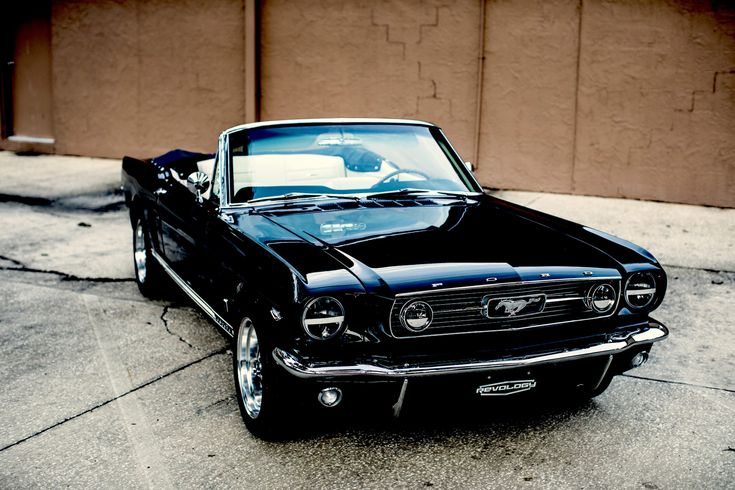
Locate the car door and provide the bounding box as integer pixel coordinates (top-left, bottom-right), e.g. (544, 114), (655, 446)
(190, 155), (245, 324)
(156, 173), (213, 285)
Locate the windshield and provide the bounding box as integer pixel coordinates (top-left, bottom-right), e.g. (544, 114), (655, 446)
(227, 124), (477, 203)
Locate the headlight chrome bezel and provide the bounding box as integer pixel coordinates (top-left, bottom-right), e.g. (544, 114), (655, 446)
(624, 271), (657, 310)
(301, 296), (346, 340)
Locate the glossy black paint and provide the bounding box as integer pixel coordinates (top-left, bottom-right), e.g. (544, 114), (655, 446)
(121, 122), (667, 400)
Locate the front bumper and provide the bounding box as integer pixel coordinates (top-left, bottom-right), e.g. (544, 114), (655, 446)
(273, 321), (668, 379)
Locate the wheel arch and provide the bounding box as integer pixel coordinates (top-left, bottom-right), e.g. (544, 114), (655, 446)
(128, 196), (147, 227)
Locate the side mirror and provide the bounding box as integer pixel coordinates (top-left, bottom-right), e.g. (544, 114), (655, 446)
(187, 171), (210, 203)
(464, 161), (475, 172)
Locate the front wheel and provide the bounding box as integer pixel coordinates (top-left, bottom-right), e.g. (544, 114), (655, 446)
(233, 317), (289, 439)
(132, 214), (166, 298)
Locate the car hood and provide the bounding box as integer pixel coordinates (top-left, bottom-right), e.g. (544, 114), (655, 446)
(235, 197), (622, 295)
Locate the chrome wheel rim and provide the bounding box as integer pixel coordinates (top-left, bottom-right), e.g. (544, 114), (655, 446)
(134, 222), (147, 283)
(237, 319), (262, 419)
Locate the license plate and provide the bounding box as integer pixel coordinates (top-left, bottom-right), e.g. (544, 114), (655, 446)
(476, 379), (537, 396)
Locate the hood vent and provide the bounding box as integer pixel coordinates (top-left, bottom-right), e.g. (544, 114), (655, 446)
(263, 197), (459, 216)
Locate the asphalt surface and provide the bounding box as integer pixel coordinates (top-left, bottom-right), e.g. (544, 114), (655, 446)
(0, 151), (733, 489)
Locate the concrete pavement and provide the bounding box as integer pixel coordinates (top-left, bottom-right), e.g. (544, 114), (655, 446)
(0, 150), (733, 489)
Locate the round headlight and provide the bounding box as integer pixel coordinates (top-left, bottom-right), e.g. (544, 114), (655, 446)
(625, 272), (657, 309)
(302, 296), (345, 340)
(400, 300), (433, 332)
(586, 284), (616, 313)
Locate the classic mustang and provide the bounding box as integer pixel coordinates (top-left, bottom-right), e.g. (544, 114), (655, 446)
(121, 118), (668, 438)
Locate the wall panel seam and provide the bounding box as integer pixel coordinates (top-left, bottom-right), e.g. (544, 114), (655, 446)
(473, 0), (487, 168)
(571, 0), (584, 192)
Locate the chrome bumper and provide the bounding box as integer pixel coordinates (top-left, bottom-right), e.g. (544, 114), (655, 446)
(272, 323), (668, 379)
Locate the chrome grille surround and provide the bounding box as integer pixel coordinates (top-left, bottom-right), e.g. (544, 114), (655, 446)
(389, 277), (621, 338)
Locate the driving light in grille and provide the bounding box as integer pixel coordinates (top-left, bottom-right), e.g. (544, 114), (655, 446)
(625, 272), (657, 310)
(302, 296), (345, 340)
(586, 284), (616, 313)
(399, 300), (433, 332)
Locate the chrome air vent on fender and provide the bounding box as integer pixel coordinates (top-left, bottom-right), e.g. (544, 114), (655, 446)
(389, 278), (621, 338)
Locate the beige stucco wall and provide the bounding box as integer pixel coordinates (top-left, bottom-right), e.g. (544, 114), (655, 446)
(11, 13), (54, 139)
(478, 0), (580, 194)
(260, 0), (482, 162)
(51, 0), (248, 158)
(262, 0), (734, 207)
(477, 0), (735, 207)
(2, 0), (733, 206)
(572, 1), (735, 207)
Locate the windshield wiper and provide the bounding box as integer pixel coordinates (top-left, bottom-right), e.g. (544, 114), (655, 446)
(364, 188), (473, 200)
(247, 192), (360, 204)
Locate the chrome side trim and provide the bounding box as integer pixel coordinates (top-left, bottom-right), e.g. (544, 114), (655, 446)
(394, 276), (621, 297)
(151, 250), (235, 337)
(272, 323), (668, 379)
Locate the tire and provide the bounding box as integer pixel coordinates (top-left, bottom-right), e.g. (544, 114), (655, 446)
(132, 214), (166, 298)
(233, 317), (289, 440)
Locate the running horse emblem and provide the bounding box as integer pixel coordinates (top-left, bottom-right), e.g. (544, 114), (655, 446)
(495, 297), (542, 316)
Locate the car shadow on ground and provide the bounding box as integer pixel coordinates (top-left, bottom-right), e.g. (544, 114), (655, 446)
(262, 391), (598, 443)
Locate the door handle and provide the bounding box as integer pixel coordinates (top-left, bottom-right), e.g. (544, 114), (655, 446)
(154, 188), (167, 196)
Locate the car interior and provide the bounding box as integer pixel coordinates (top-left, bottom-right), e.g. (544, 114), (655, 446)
(159, 125), (471, 204)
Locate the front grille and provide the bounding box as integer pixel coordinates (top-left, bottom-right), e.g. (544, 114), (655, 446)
(389, 278), (621, 338)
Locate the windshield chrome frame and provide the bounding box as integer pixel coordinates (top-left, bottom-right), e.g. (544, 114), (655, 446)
(436, 127), (483, 192)
(217, 119), (484, 209)
(218, 131), (231, 208)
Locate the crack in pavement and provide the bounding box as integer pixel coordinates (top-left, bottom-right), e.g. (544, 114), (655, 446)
(0, 254), (133, 283)
(661, 264), (735, 275)
(622, 373), (735, 394)
(160, 305), (195, 349)
(0, 347), (228, 454)
(0, 254), (25, 268)
(0, 193), (53, 206)
(196, 395), (236, 415)
(1, 275), (151, 304)
(0, 192), (125, 214)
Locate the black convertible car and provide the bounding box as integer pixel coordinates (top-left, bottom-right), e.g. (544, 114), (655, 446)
(121, 118), (667, 438)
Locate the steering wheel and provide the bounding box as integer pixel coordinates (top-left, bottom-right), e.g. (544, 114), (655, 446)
(372, 169), (432, 188)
